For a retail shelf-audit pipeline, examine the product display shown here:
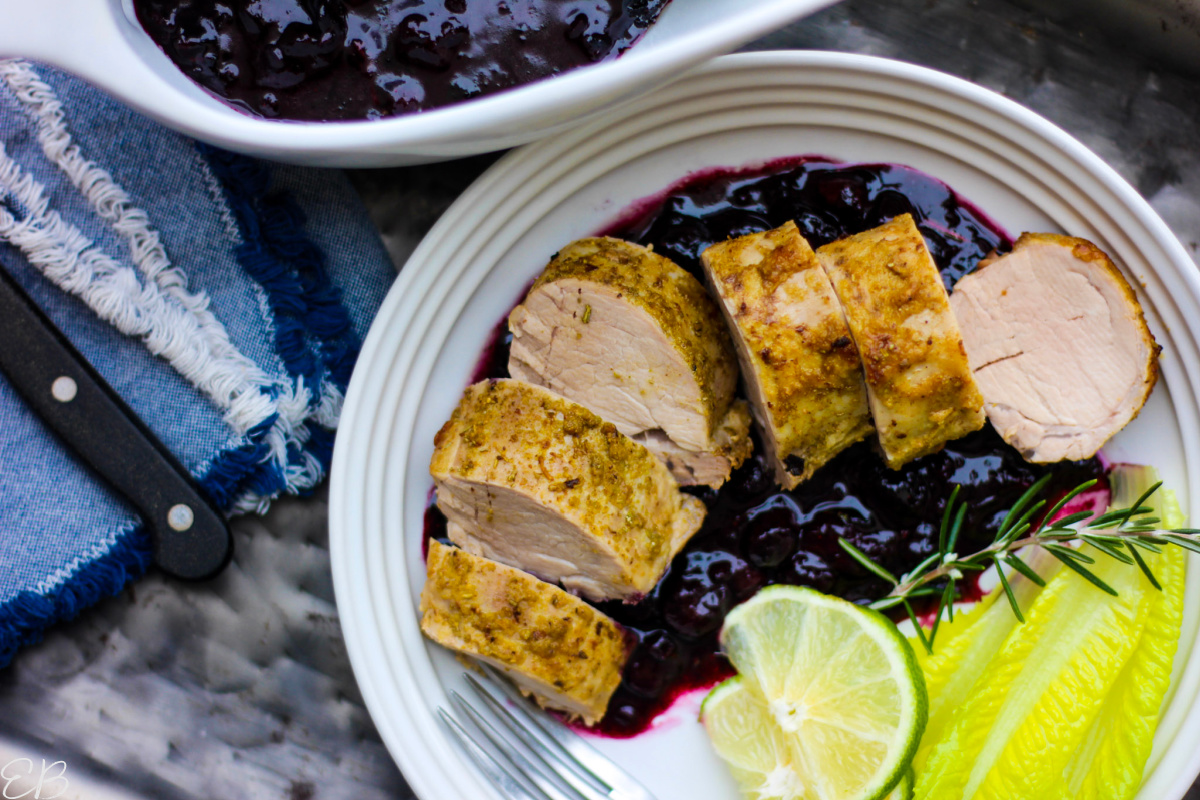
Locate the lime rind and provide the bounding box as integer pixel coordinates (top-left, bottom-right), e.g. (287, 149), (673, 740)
(701, 675), (744, 717)
(885, 769), (913, 800)
(709, 585), (927, 800)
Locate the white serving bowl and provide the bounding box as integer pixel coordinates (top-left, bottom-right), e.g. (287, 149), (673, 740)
(0, 0), (837, 167)
(329, 51), (1200, 800)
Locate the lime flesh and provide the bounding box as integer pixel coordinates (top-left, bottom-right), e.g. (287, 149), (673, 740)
(703, 586), (927, 800)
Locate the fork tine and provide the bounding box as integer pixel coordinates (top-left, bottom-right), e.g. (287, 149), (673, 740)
(470, 671), (609, 796)
(438, 707), (543, 800)
(464, 672), (612, 800)
(451, 691), (581, 800)
(481, 665), (658, 800)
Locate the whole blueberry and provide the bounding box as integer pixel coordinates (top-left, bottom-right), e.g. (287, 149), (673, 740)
(779, 550), (835, 593)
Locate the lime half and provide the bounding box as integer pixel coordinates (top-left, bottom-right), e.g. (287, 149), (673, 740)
(703, 586), (927, 800)
(888, 769), (913, 800)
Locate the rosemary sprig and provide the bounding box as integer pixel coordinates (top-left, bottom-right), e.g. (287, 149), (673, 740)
(843, 478), (1196, 655)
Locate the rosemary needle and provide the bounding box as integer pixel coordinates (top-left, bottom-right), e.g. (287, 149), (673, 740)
(846, 477), (1196, 651)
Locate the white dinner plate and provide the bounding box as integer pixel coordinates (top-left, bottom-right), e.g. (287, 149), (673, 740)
(330, 51), (1200, 800)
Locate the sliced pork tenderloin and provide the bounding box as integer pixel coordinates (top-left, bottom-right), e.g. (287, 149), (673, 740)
(950, 232), (1159, 462)
(508, 237), (749, 486)
(430, 379), (706, 602)
(817, 213), (986, 468)
(420, 541), (630, 724)
(702, 221), (874, 489)
(633, 399), (754, 489)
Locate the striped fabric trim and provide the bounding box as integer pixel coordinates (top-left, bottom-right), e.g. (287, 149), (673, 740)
(0, 59), (341, 507)
(196, 145), (359, 497)
(197, 146), (360, 394)
(0, 61), (378, 665)
(0, 143), (280, 436)
(0, 522), (151, 667)
(0, 60), (264, 383)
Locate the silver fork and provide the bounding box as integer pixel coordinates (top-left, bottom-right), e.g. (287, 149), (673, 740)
(437, 665), (657, 800)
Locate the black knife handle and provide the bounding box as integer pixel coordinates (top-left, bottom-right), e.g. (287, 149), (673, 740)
(0, 267), (231, 580)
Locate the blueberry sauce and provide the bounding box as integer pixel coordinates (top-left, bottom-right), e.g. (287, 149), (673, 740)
(425, 157), (1109, 737)
(605, 155), (1009, 291)
(133, 0), (669, 121)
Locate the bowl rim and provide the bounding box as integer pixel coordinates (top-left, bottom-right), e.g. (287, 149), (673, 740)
(37, 0), (838, 161)
(330, 50), (1200, 800)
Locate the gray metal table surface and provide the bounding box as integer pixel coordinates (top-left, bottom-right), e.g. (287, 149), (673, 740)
(1, 0), (1198, 798)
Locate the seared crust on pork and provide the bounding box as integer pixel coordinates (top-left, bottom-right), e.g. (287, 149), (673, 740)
(430, 379), (706, 601)
(702, 221), (873, 488)
(508, 237), (748, 485)
(817, 214), (986, 468)
(951, 232), (1159, 462)
(420, 542), (630, 724)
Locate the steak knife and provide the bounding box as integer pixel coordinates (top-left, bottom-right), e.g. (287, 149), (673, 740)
(0, 266), (232, 580)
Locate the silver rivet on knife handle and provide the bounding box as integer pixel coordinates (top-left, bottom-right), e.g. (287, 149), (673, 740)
(51, 375), (77, 402)
(168, 504), (195, 532)
(0, 265), (232, 580)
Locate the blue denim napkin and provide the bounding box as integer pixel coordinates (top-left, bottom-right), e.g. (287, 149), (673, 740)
(0, 60), (393, 667)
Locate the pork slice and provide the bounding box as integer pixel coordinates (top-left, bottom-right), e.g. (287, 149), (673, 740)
(950, 232), (1159, 462)
(420, 541), (630, 724)
(702, 221), (874, 488)
(508, 237), (741, 456)
(632, 399), (754, 488)
(430, 379), (706, 602)
(817, 214), (985, 469)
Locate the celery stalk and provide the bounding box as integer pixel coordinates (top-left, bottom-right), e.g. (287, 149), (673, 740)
(1055, 465), (1186, 800)
(911, 549), (1059, 774)
(913, 464), (1184, 800)
(1054, 546), (1183, 800)
(915, 543), (1153, 800)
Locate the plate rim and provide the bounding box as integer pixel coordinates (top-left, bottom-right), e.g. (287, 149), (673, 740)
(330, 50), (1200, 800)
